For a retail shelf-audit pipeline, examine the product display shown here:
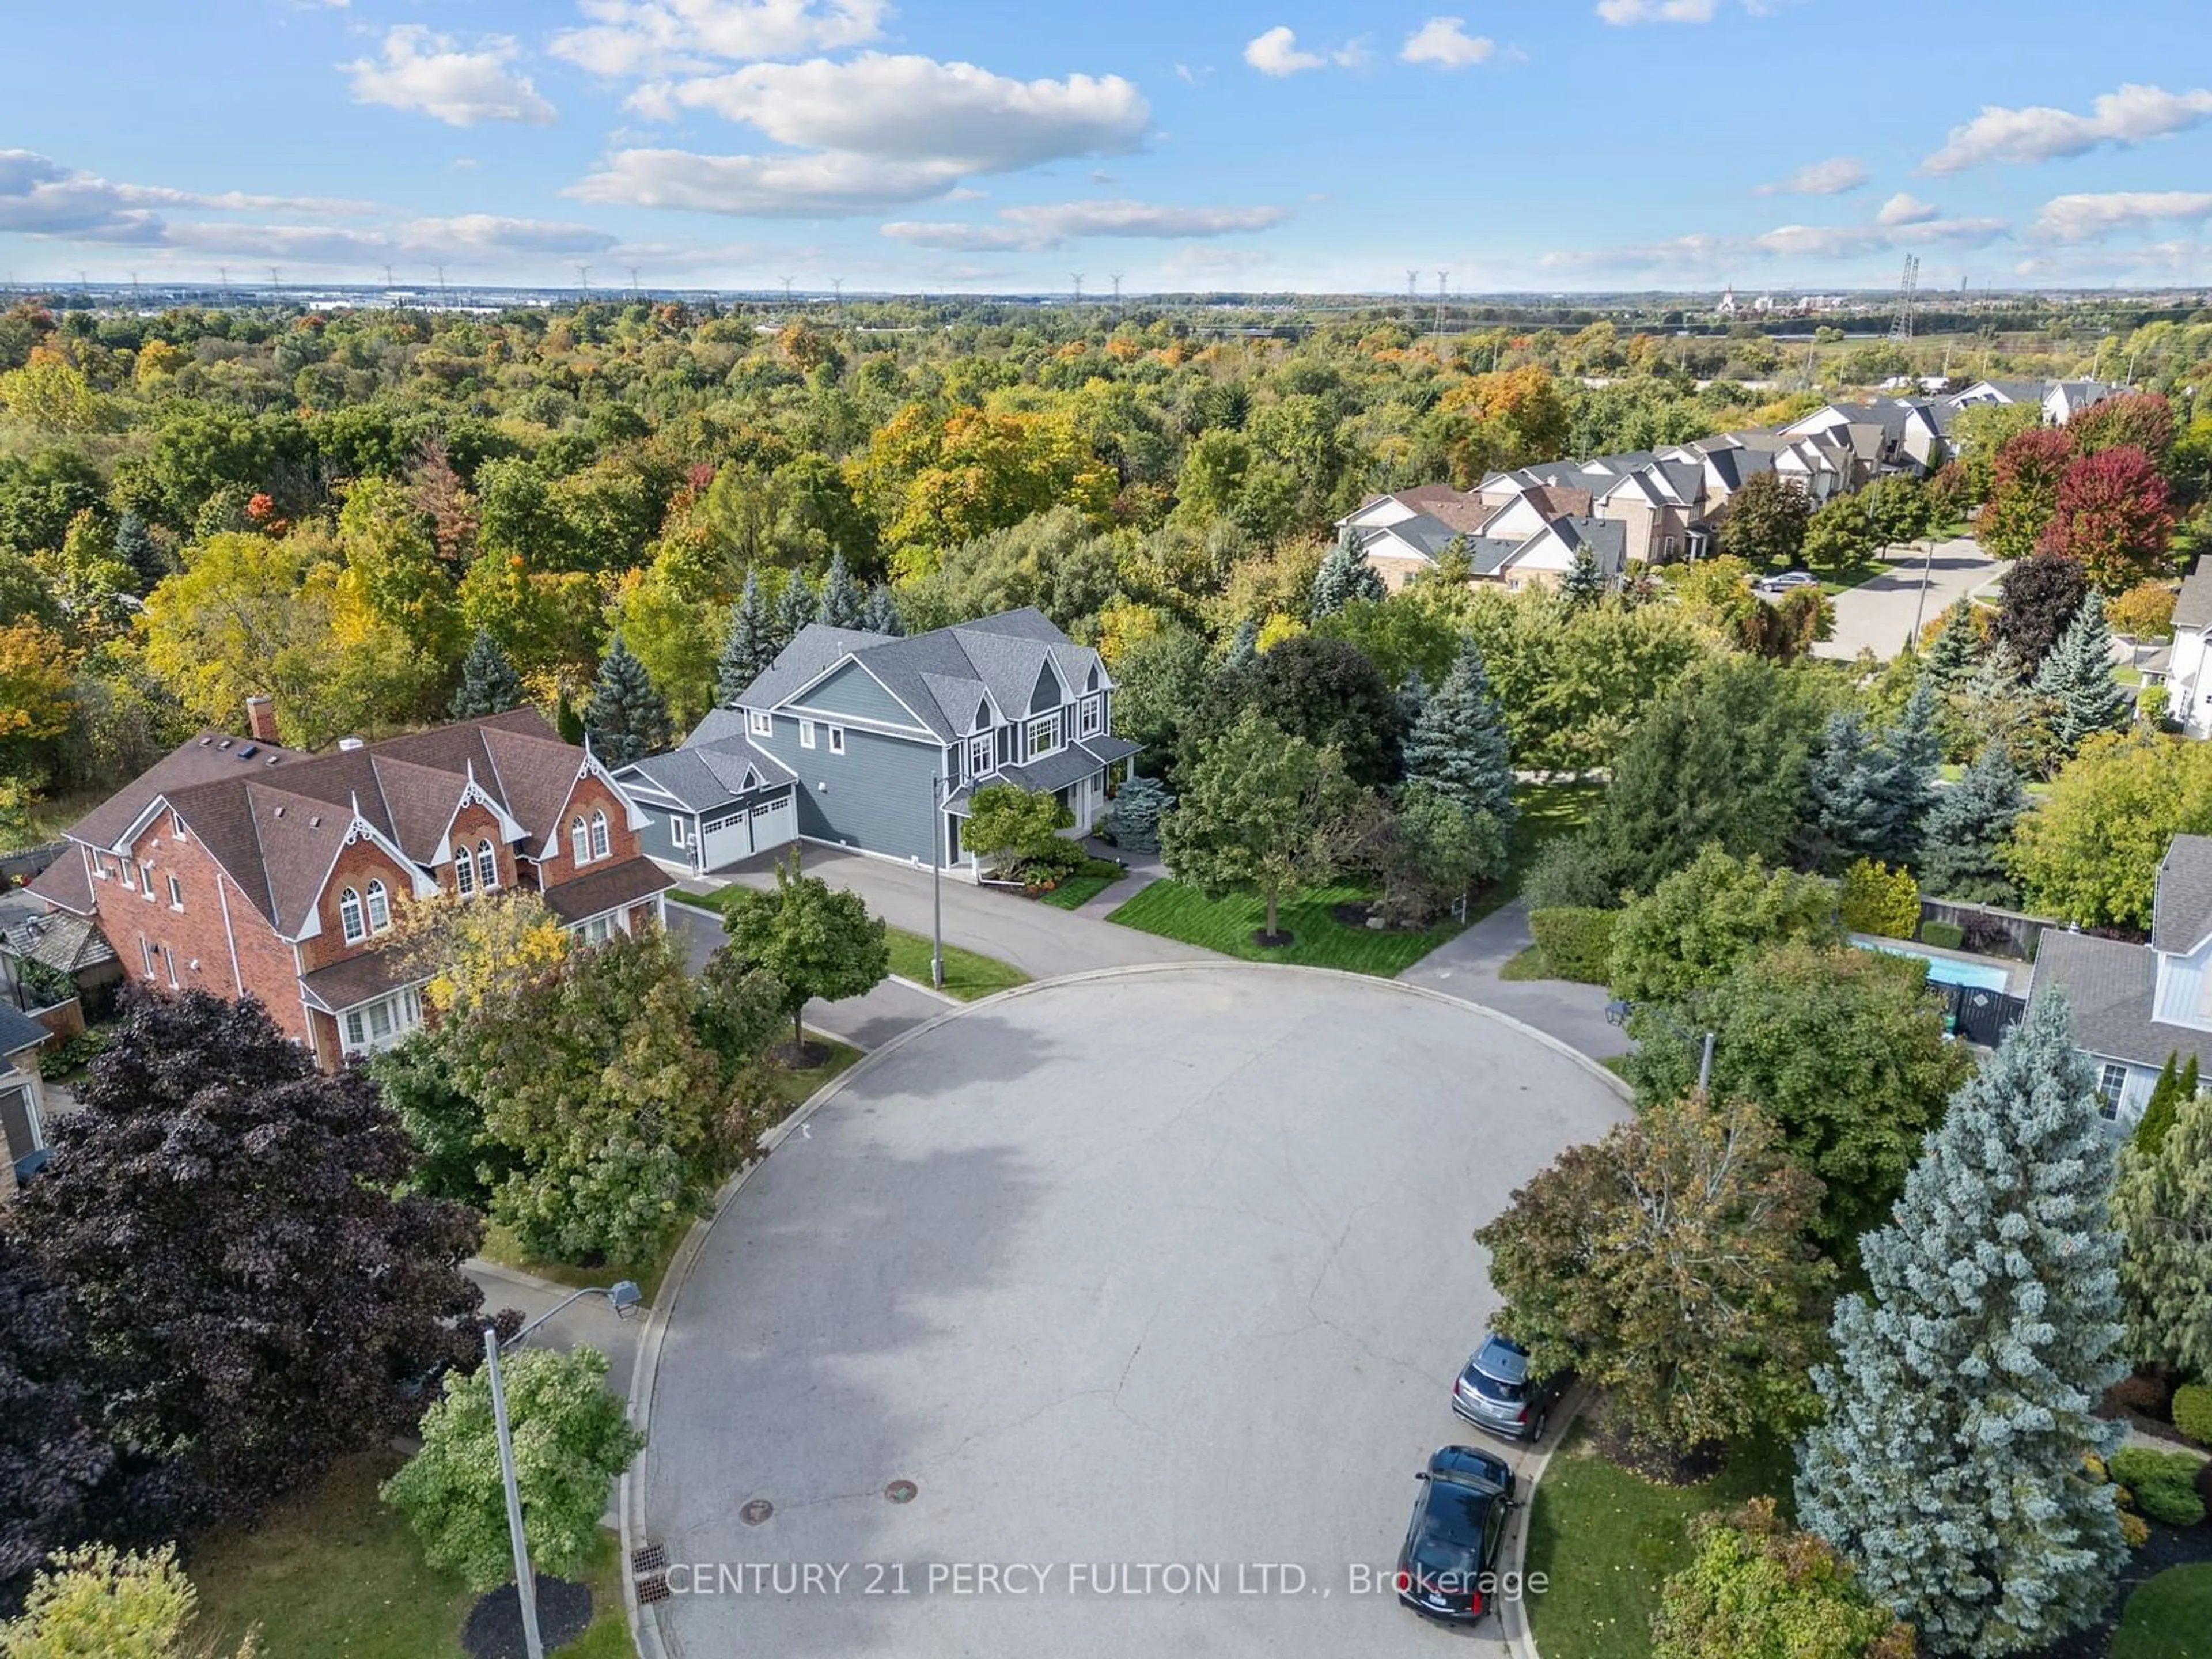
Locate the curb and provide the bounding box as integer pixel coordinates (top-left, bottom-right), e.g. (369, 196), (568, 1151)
(1499, 1383), (1590, 1659)
(619, 961), (1629, 1658)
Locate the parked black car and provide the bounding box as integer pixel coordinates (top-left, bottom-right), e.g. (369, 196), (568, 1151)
(1452, 1331), (1565, 1443)
(1396, 1445), (1515, 1625)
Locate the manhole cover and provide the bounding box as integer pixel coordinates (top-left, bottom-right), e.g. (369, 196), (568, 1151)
(740, 1499), (774, 1525)
(885, 1479), (918, 1504)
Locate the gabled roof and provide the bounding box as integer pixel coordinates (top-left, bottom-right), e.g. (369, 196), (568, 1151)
(2173, 565), (2212, 634)
(733, 609), (1109, 745)
(65, 730), (312, 850)
(1950, 378), (2046, 406)
(2030, 931), (2194, 1073)
(0, 1003), (47, 1060)
(2153, 834), (2212, 955)
(618, 734), (796, 812)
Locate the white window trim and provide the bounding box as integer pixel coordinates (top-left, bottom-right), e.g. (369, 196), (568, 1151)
(171, 812), (188, 842)
(748, 710), (772, 737)
(456, 851), (475, 897)
(341, 987), (424, 1056)
(1028, 717), (1059, 759)
(139, 862), (156, 899)
(968, 735), (991, 778)
(139, 938), (156, 977)
(828, 725), (846, 755)
(799, 718), (816, 749)
(589, 810), (611, 861)
(339, 887), (366, 945)
(477, 840), (499, 891)
(1078, 696), (1103, 738)
(2096, 1062), (2128, 1120)
(365, 880), (391, 935)
(166, 874), (184, 910)
(163, 944), (179, 990)
(118, 860), (134, 891)
(571, 816), (591, 866)
(669, 816), (691, 849)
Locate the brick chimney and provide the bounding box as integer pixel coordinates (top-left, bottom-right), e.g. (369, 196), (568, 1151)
(245, 695), (279, 745)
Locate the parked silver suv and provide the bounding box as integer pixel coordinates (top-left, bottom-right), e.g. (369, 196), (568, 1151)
(1451, 1332), (1565, 1443)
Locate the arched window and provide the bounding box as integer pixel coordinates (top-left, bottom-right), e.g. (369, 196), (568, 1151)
(589, 810), (611, 861)
(365, 878), (391, 934)
(455, 850), (475, 897)
(339, 886), (365, 944)
(571, 815), (590, 864)
(476, 839), (498, 891)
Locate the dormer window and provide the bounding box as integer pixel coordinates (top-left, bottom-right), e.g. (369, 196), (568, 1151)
(365, 878), (391, 934)
(1028, 716), (1059, 759)
(968, 734), (991, 778)
(571, 815), (590, 865)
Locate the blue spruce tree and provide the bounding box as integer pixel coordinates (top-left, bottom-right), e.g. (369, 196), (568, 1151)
(1401, 638), (1516, 831)
(1310, 528), (1385, 617)
(862, 585), (904, 637)
(772, 571), (818, 650)
(1917, 741), (2027, 906)
(1795, 993), (2127, 1658)
(586, 634), (673, 766)
(1225, 617), (1259, 668)
(717, 571), (777, 703)
(2032, 592), (2132, 756)
(112, 507), (166, 589)
(817, 551), (864, 629)
(450, 630), (525, 719)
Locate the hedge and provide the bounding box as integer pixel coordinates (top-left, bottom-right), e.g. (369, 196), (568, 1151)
(1918, 919), (1965, 952)
(2173, 1384), (2212, 1448)
(1841, 859), (1920, 940)
(1529, 907), (1619, 985)
(2112, 1446), (2209, 1527)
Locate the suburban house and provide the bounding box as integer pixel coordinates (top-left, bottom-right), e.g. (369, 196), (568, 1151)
(1341, 479), (1636, 589)
(0, 1002), (50, 1200)
(1779, 397), (1948, 474)
(2147, 563), (2212, 740)
(1, 885), (120, 1014)
(2029, 833), (2212, 1124)
(26, 703), (671, 1071)
(619, 608), (1140, 877)
(1945, 377), (2120, 427)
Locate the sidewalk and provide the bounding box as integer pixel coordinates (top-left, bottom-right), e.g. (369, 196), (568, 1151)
(466, 1255), (644, 1402)
(1397, 897), (1632, 1061)
(1074, 839), (1165, 916)
(664, 895), (947, 1051)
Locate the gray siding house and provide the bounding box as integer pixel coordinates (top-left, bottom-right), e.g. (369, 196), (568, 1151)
(615, 608), (1139, 877)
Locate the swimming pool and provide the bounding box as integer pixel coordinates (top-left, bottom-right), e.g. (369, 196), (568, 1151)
(1857, 939), (2013, 993)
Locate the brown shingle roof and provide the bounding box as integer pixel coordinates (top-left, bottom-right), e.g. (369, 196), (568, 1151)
(541, 856), (675, 924)
(299, 948), (420, 1014)
(66, 730), (310, 850)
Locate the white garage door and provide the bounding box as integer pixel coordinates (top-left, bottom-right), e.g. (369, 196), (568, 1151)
(749, 793), (796, 851)
(700, 808), (753, 872)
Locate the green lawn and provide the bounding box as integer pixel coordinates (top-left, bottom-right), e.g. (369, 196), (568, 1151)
(2116, 1565), (2212, 1659)
(884, 925), (1028, 999)
(1522, 1425), (1794, 1659)
(1035, 857), (1126, 911)
(189, 1451), (628, 1658)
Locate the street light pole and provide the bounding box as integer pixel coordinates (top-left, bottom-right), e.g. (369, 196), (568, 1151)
(480, 1279), (641, 1659)
(931, 772), (948, 990)
(1908, 534), (1937, 646)
(484, 1327), (545, 1659)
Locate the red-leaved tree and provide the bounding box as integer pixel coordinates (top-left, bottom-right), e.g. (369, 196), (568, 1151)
(2068, 392), (2177, 464)
(2039, 445), (2175, 594)
(1980, 426), (2075, 561)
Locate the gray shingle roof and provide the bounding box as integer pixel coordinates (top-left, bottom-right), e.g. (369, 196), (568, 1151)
(2031, 930), (2205, 1072)
(0, 1003), (46, 1059)
(734, 610), (1109, 745)
(618, 736), (794, 812)
(2153, 834), (2212, 953)
(2175, 566), (2212, 633)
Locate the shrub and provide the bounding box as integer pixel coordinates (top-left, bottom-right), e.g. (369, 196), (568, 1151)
(2110, 1446), (2209, 1526)
(1606, 845), (1839, 1002)
(2108, 1372), (2175, 1418)
(1918, 919), (1965, 951)
(2108, 580), (2179, 641)
(1652, 1498), (1912, 1659)
(2084, 1453), (2109, 1484)
(1840, 858), (1919, 939)
(1522, 834), (1619, 911)
(2173, 1384), (2212, 1446)
(2120, 1509), (2150, 1549)
(1529, 907), (1619, 984)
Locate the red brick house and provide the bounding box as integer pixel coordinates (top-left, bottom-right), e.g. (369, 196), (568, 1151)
(26, 706), (673, 1071)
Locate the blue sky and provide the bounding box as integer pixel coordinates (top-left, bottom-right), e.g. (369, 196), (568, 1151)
(4, 0), (2209, 293)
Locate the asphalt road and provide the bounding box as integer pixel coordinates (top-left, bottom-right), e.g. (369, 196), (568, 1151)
(638, 964), (1627, 1659)
(666, 895), (952, 1052)
(1813, 537), (2006, 661)
(1399, 899), (1631, 1062)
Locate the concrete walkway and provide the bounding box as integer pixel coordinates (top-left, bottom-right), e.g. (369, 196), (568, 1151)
(1073, 839), (1166, 916)
(1398, 898), (1632, 1062)
(687, 844), (1216, 982)
(467, 1256), (645, 1400)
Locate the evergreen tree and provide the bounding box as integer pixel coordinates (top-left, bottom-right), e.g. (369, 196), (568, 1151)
(1795, 994), (2127, 1659)
(1105, 774), (1173, 854)
(1397, 668), (1428, 730)
(585, 634), (672, 766)
(817, 551), (863, 629)
(718, 570), (778, 703)
(2031, 592), (2133, 756)
(553, 690), (584, 745)
(1806, 712), (1886, 865)
(2131, 1054), (2184, 1156)
(1402, 637), (1516, 831)
(1924, 597), (1982, 689)
(1309, 529), (1385, 617)
(1225, 617), (1259, 668)
(111, 508), (164, 589)
(773, 571), (818, 646)
(1868, 679), (1941, 866)
(1808, 685), (1940, 869)
(862, 584), (904, 637)
(1559, 548), (1606, 611)
(449, 630), (525, 719)
(1916, 741), (2027, 905)
(2115, 1076), (2212, 1376)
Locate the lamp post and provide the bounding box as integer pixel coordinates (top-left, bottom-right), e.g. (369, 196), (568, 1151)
(1606, 1000), (1715, 1094)
(930, 772), (950, 990)
(483, 1279), (642, 1659)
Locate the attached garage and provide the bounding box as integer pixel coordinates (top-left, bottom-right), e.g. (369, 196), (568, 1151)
(613, 734), (800, 877)
(698, 787), (797, 868)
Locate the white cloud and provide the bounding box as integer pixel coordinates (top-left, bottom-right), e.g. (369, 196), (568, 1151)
(551, 0), (888, 78)
(1400, 17), (1496, 68)
(2031, 190), (2212, 243)
(1875, 191), (1938, 225)
(1545, 202), (2008, 278)
(1922, 82), (2212, 174)
(0, 150), (377, 243)
(163, 215), (618, 264)
(1596, 0), (1718, 24)
(570, 147), (970, 215)
(344, 25), (556, 127)
(1540, 233), (1740, 276)
(1244, 26), (1325, 75)
(1755, 156), (1868, 196)
(631, 54), (1149, 173)
(882, 198), (1290, 252)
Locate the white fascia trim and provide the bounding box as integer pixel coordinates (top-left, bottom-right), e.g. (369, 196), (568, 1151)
(778, 654), (937, 736)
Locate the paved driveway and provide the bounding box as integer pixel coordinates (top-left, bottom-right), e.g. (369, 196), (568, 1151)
(702, 845), (1217, 982)
(666, 897), (950, 1052)
(638, 964), (1627, 1659)
(1400, 900), (1630, 1062)
(1813, 537), (2006, 661)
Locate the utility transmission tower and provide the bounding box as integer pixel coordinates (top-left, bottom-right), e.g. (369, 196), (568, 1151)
(627, 266), (641, 300)
(384, 263), (395, 291)
(268, 267), (281, 295)
(1071, 273), (1084, 304)
(218, 266), (229, 296)
(437, 264), (448, 307)
(781, 276), (793, 308)
(1110, 272), (1122, 306)
(1887, 253), (1920, 342)
(575, 264), (591, 296)
(831, 276), (843, 320)
(1434, 270), (1448, 339)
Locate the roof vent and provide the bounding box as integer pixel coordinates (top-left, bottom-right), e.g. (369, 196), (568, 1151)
(273, 806), (285, 818)
(236, 744), (259, 760)
(308, 815), (321, 828)
(198, 736), (214, 747)
(216, 738), (233, 751)
(265, 755), (281, 765)
(338, 737), (365, 752)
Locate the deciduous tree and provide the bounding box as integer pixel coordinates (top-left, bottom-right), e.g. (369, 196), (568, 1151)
(1607, 846), (1839, 1003)
(721, 852), (891, 1054)
(1795, 995), (2127, 1658)
(1184, 632), (1407, 789)
(2005, 730), (2212, 930)
(2039, 445), (2175, 594)
(1980, 426), (2074, 562)
(1721, 472), (1813, 570)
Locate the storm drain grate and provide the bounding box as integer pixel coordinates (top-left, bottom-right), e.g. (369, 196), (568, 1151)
(631, 1544), (668, 1575)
